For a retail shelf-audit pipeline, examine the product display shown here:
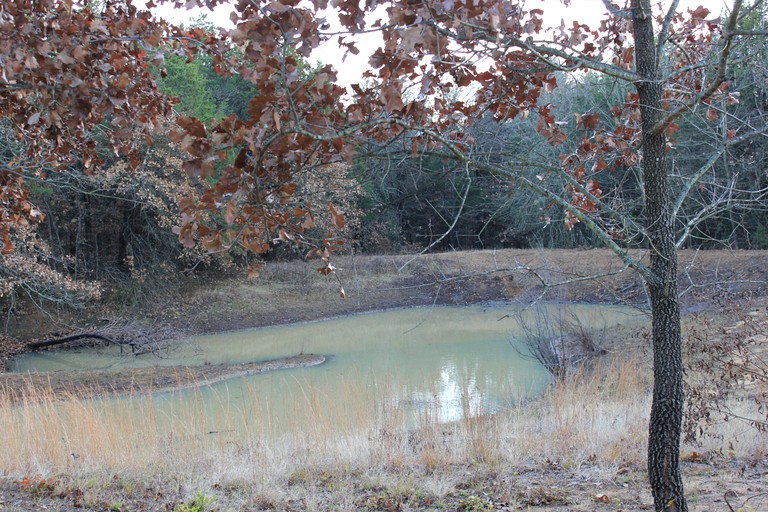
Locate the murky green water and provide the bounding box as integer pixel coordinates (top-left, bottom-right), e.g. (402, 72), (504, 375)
(10, 304), (645, 434)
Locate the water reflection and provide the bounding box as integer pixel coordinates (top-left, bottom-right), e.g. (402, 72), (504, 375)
(397, 357), (487, 423)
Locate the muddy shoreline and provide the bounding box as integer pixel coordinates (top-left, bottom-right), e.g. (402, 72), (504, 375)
(0, 353), (326, 402)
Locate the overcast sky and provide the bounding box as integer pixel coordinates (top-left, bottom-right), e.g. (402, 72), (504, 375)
(145, 0), (731, 28)
(140, 0), (733, 87)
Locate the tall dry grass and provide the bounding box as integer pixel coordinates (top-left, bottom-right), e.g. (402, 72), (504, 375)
(1, 353), (765, 502)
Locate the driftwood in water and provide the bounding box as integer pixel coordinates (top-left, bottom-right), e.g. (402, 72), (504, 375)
(27, 322), (186, 357)
(28, 333), (139, 353)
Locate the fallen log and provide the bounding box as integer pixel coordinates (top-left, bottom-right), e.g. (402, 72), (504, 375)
(27, 323), (185, 356)
(28, 333), (133, 352)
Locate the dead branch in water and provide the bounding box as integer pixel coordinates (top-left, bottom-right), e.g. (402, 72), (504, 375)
(28, 321), (187, 356)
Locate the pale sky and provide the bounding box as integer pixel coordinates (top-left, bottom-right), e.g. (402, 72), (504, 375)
(141, 0), (734, 87)
(145, 0), (732, 28)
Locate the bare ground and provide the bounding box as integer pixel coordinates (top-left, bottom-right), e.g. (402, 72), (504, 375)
(0, 456), (766, 511)
(1, 248), (767, 511)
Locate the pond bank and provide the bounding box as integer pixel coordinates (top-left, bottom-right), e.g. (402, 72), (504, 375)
(2, 249), (766, 394)
(0, 353), (326, 403)
(0, 249), (766, 512)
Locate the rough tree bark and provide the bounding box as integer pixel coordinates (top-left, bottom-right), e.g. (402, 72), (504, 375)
(632, 1), (687, 510)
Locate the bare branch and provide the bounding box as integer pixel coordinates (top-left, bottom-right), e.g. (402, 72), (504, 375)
(601, 0), (633, 19)
(672, 123), (768, 220)
(481, 164), (656, 284)
(397, 163), (472, 271)
(656, 0), (681, 62)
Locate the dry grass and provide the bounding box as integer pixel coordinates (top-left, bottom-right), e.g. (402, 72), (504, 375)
(2, 349), (765, 510)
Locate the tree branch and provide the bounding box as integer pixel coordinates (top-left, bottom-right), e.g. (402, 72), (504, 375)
(397, 163), (472, 270)
(672, 123), (768, 220)
(423, 18), (639, 82)
(652, 0), (743, 136)
(601, 0), (633, 19)
(656, 0), (681, 62)
(474, 162), (656, 284)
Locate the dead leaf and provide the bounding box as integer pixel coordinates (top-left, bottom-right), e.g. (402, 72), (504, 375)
(247, 263), (262, 279)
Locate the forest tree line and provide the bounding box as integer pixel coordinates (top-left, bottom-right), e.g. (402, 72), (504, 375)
(1, 9), (766, 312)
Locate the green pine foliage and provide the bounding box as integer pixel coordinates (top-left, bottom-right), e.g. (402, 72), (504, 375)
(158, 54), (223, 124)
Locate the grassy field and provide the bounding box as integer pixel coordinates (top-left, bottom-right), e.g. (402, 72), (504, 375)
(1, 248), (767, 511)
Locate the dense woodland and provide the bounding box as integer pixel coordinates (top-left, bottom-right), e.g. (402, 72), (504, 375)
(1, 10), (766, 314)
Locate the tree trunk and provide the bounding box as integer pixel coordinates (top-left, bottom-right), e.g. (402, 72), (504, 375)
(632, 1), (687, 510)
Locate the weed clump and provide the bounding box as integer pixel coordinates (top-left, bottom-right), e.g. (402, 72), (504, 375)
(176, 490), (216, 512)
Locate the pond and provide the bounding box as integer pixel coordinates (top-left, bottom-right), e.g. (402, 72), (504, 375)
(10, 304), (645, 435)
